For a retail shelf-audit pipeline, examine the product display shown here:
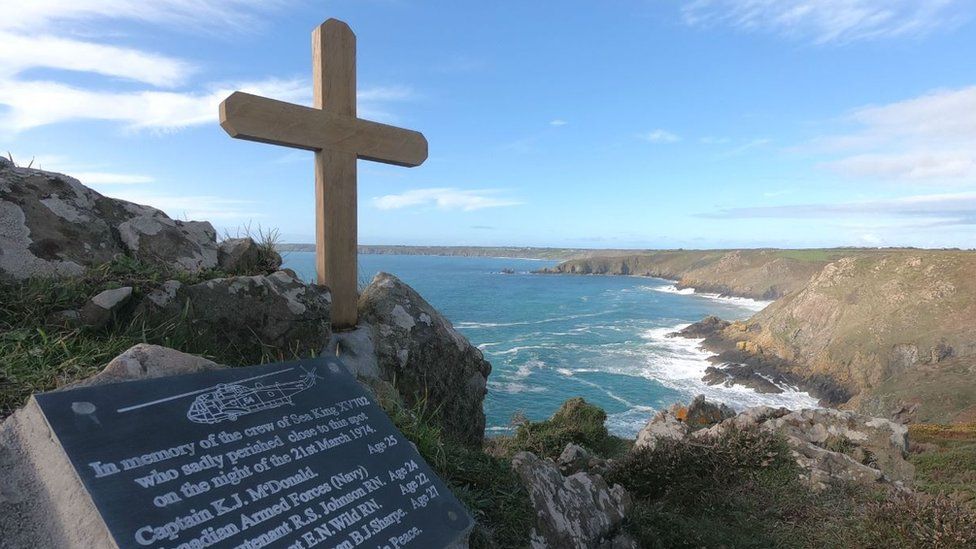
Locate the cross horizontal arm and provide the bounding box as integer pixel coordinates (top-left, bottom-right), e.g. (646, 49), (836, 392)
(219, 91), (428, 167)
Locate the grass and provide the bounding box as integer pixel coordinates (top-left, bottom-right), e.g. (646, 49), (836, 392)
(910, 423), (976, 510)
(602, 424), (976, 548)
(221, 222), (284, 276)
(0, 256), (287, 417)
(380, 393), (533, 549)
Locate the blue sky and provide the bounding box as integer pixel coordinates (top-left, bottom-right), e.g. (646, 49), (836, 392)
(2, 1), (975, 249)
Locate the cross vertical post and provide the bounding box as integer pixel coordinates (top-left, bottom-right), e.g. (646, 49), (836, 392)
(218, 18), (428, 331)
(313, 21), (358, 329)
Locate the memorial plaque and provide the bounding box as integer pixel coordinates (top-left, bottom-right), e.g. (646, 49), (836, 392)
(35, 357), (473, 549)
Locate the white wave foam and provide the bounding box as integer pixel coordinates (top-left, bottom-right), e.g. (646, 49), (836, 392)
(649, 284), (772, 312)
(652, 284), (694, 295)
(637, 324), (820, 413)
(454, 311), (611, 330)
(606, 405), (656, 438)
(487, 381), (547, 394)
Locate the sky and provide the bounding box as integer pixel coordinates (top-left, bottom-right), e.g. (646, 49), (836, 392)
(1, 1), (975, 249)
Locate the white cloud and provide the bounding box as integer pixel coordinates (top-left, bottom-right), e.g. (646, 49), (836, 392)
(373, 188), (523, 211)
(358, 86), (414, 102)
(73, 172), (155, 185)
(828, 151), (976, 180)
(682, 0), (969, 44)
(0, 32), (194, 87)
(703, 191), (976, 227)
(0, 0), (276, 33)
(818, 85), (976, 182)
(550, 119), (568, 127)
(638, 129), (680, 143)
(0, 78), (307, 132)
(103, 190), (264, 221)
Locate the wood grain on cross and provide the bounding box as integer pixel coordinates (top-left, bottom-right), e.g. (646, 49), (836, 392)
(219, 18), (427, 330)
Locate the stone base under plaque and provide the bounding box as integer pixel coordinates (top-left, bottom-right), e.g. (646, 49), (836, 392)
(0, 344), (225, 549)
(0, 397), (115, 548)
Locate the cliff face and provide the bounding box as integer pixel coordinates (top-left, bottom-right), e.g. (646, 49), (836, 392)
(721, 252), (976, 422)
(544, 249), (851, 300)
(551, 248), (976, 422)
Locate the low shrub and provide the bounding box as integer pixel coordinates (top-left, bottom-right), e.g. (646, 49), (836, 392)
(498, 397), (629, 460)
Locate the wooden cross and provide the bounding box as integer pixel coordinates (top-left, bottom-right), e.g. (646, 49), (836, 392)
(219, 18), (427, 330)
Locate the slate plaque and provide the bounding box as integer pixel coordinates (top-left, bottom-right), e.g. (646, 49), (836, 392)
(35, 357), (472, 549)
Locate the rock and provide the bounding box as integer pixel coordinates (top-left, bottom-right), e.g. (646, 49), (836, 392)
(696, 405), (914, 490)
(702, 364), (784, 394)
(141, 271), (332, 358)
(326, 326), (381, 381)
(634, 410), (688, 450)
(558, 443), (611, 477)
(512, 451), (631, 548)
(78, 286), (132, 329)
(669, 316), (730, 339)
(358, 272), (491, 447)
(217, 237), (281, 273)
(45, 309), (80, 328)
(75, 344), (224, 387)
(635, 395), (733, 450)
(0, 161), (219, 280)
(558, 443), (591, 475)
(0, 344), (223, 547)
(678, 394), (736, 430)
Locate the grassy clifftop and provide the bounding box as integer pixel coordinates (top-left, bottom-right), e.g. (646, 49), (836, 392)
(548, 248), (976, 422)
(728, 251), (976, 422)
(542, 248), (872, 299)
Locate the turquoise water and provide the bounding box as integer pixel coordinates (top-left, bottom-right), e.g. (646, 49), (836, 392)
(283, 252), (817, 436)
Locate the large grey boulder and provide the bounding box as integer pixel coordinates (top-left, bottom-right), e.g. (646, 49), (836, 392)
(512, 451), (633, 548)
(357, 272), (491, 447)
(140, 270), (332, 358)
(0, 344), (223, 548)
(0, 159), (218, 280)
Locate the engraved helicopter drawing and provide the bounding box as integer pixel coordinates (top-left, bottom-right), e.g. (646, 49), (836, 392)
(186, 368), (320, 424)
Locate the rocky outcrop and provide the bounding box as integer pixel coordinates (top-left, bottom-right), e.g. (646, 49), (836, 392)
(356, 272), (491, 447)
(636, 396), (913, 491)
(218, 237), (282, 273)
(635, 411), (688, 450)
(695, 405), (913, 490)
(689, 252), (976, 422)
(512, 451), (634, 548)
(0, 159), (221, 279)
(139, 270), (332, 358)
(558, 443), (610, 477)
(635, 395), (733, 449)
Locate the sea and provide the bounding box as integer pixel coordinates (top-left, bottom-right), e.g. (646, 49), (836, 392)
(283, 252), (819, 437)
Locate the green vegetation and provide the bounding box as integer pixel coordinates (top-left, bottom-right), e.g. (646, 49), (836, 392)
(0, 256), (282, 416)
(498, 400), (976, 548)
(910, 423), (976, 510)
(495, 397), (630, 460)
(380, 393), (533, 549)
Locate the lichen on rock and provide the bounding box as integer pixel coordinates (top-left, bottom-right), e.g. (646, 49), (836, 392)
(357, 272), (491, 447)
